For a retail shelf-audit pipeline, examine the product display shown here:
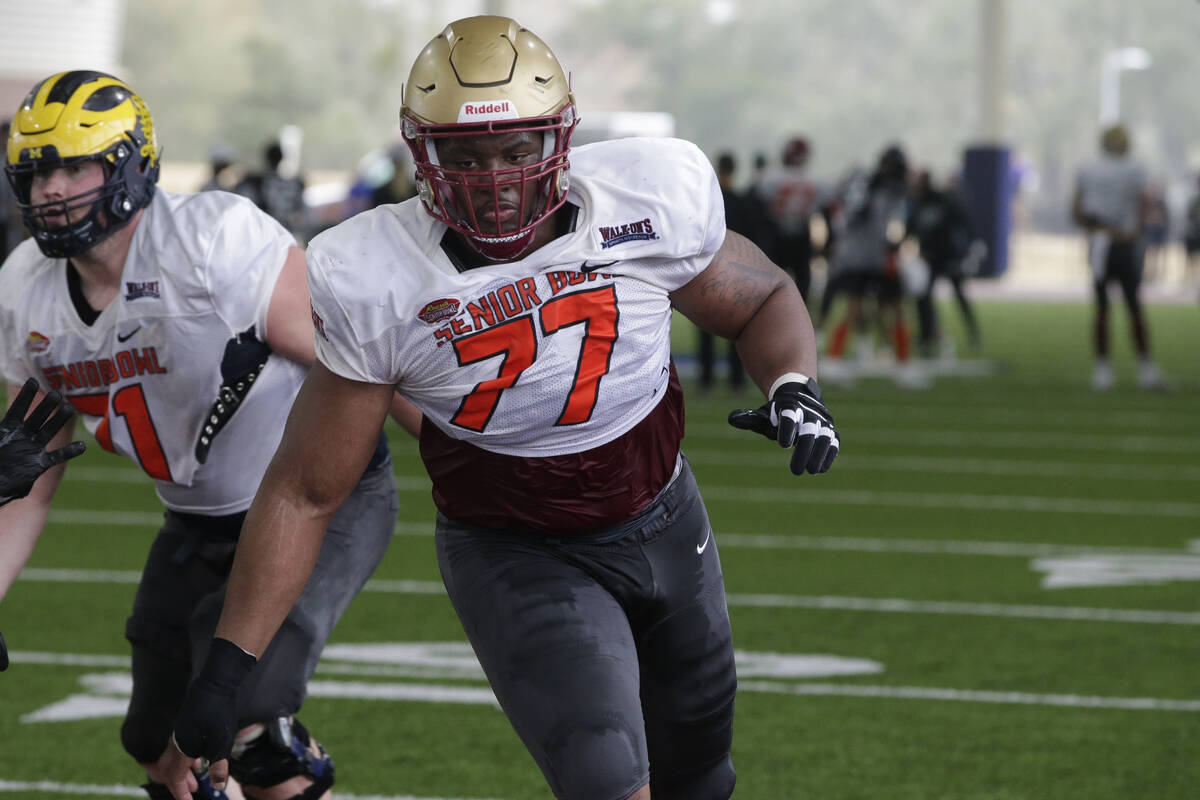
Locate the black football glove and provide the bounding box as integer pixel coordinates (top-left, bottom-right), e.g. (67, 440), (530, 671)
(0, 631), (8, 672)
(0, 378), (86, 505)
(728, 373), (839, 475)
(173, 638), (257, 763)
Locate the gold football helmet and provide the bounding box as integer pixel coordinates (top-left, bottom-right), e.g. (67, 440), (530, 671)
(5, 70), (160, 258)
(400, 16), (578, 261)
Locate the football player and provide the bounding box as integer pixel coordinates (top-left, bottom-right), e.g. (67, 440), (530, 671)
(1072, 125), (1167, 390)
(165, 16), (839, 800)
(0, 71), (420, 799)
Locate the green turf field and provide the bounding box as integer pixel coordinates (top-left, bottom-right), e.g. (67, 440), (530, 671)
(1, 300), (1197, 799)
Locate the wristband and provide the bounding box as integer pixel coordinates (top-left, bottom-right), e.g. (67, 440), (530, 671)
(768, 372), (813, 400)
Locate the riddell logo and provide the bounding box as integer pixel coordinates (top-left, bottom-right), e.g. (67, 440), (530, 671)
(457, 100), (518, 123)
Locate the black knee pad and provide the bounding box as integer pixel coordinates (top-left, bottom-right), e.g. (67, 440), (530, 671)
(652, 754), (736, 800)
(121, 710), (173, 765)
(228, 716), (334, 799)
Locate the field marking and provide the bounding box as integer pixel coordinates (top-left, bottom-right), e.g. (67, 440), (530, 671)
(700, 485), (1200, 518)
(58, 471), (434, 491)
(738, 681), (1200, 712)
(687, 422), (1200, 453)
(11, 654), (1199, 721)
(713, 532), (1192, 558)
(0, 782), (499, 800)
(45, 480), (1200, 531)
(686, 450), (1200, 482)
(725, 593), (1200, 625)
(17, 568), (1200, 625)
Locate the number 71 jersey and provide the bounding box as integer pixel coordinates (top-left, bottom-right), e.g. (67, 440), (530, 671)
(308, 137), (726, 458)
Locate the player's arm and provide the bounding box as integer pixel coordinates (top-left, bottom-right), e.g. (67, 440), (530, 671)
(264, 245), (423, 437)
(671, 230), (838, 475)
(0, 381), (82, 598)
(671, 230), (817, 390)
(162, 362), (394, 798)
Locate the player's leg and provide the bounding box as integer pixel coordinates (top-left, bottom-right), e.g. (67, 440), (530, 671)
(436, 518), (651, 800)
(632, 459), (737, 800)
(1110, 242), (1166, 389)
(191, 452), (398, 800)
(122, 511), (242, 799)
(915, 264), (940, 357)
(1091, 260), (1114, 390)
(948, 272), (981, 350)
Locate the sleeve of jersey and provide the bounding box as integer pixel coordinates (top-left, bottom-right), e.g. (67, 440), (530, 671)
(664, 140), (726, 288)
(204, 199), (296, 335)
(306, 246), (392, 385)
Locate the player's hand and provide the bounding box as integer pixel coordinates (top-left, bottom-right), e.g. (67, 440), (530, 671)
(728, 373), (839, 475)
(170, 638), (257, 797)
(0, 378), (86, 504)
(0, 631), (9, 672)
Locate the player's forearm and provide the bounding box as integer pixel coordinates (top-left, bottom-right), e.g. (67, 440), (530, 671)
(389, 393), (422, 438)
(214, 466), (333, 656)
(0, 494), (54, 599)
(734, 284), (820, 395)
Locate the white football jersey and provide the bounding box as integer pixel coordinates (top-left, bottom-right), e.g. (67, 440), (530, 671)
(0, 189), (303, 514)
(1075, 155), (1147, 231)
(309, 137), (725, 459)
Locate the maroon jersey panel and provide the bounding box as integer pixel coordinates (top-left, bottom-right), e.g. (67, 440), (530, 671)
(419, 364), (685, 535)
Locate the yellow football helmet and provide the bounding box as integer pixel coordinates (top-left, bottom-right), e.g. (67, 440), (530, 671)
(5, 70), (160, 258)
(400, 16), (578, 261)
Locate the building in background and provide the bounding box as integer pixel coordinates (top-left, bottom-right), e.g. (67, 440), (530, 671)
(0, 0), (127, 116)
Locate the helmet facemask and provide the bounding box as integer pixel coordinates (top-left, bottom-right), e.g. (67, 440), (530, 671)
(402, 105), (576, 261)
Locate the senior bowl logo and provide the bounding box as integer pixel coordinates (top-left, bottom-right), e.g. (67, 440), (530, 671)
(418, 298), (461, 325)
(26, 331), (51, 354)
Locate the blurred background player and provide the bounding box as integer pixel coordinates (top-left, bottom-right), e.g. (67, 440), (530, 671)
(0, 70), (419, 799)
(697, 150), (757, 393)
(165, 15), (839, 800)
(821, 144), (923, 386)
(235, 139), (307, 239)
(906, 169), (983, 358)
(1071, 124), (1167, 391)
(198, 143), (238, 193)
(753, 135), (822, 300)
(1182, 172), (1200, 292)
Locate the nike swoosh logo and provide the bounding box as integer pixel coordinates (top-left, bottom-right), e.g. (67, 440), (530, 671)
(696, 531), (711, 555)
(580, 260), (618, 273)
(116, 325), (142, 343)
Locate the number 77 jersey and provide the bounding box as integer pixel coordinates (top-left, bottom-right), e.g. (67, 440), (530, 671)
(307, 137), (726, 459)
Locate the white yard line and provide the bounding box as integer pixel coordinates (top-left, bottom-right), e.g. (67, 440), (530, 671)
(726, 593), (1200, 625)
(18, 568), (1200, 625)
(686, 422), (1200, 453)
(737, 681), (1200, 712)
(700, 485), (1200, 518)
(46, 481), (1200, 532)
(686, 450), (1200, 482)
